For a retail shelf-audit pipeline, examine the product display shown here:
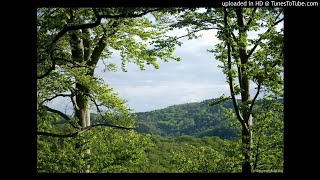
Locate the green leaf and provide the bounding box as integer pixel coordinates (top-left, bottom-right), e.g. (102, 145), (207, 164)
(209, 95), (231, 107)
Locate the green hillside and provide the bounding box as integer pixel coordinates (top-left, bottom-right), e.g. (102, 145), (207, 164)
(44, 98), (283, 172)
(52, 98), (282, 141)
(135, 98), (283, 139)
(135, 99), (239, 139)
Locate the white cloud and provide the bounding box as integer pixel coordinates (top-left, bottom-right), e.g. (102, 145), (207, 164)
(47, 96), (74, 115)
(106, 77), (230, 112)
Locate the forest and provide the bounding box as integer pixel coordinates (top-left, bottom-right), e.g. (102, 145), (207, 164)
(37, 7), (284, 173)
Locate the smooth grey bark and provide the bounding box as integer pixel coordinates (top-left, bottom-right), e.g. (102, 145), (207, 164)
(235, 7), (253, 173)
(69, 28), (91, 172)
(68, 19), (121, 173)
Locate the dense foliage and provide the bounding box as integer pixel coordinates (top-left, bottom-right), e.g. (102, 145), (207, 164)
(37, 7), (283, 173)
(167, 7), (283, 172)
(40, 98), (283, 172)
(136, 99), (240, 139)
(37, 8), (182, 173)
(38, 126), (152, 172)
(138, 99), (283, 173)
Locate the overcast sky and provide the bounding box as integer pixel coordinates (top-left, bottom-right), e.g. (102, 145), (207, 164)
(95, 28), (227, 112)
(93, 27), (264, 113)
(47, 13), (283, 114)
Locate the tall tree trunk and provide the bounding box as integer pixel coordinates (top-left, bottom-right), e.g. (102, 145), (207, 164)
(241, 76), (253, 173)
(69, 29), (92, 172)
(235, 7), (253, 173)
(69, 19), (119, 173)
(241, 117), (252, 173)
(75, 83), (91, 128)
(74, 83), (91, 173)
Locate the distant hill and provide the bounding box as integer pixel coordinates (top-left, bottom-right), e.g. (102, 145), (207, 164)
(135, 99), (241, 139)
(135, 98), (283, 139)
(52, 98), (282, 140)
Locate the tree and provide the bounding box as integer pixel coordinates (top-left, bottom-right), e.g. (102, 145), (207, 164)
(37, 8), (183, 172)
(251, 99), (284, 172)
(37, 124), (153, 172)
(169, 7), (284, 172)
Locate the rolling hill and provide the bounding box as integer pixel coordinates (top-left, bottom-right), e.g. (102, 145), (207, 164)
(135, 99), (241, 139)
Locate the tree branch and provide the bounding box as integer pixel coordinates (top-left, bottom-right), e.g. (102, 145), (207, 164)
(54, 57), (73, 65)
(70, 90), (80, 111)
(244, 7), (257, 32)
(54, 58), (89, 68)
(99, 8), (162, 19)
(90, 97), (103, 115)
(88, 95), (121, 124)
(50, 8), (161, 51)
(89, 96), (105, 123)
(37, 55), (56, 79)
(175, 18), (219, 28)
(42, 105), (79, 129)
(231, 32), (239, 45)
(40, 94), (71, 105)
(249, 83), (261, 113)
(82, 28), (92, 63)
(37, 131), (79, 138)
(37, 123), (135, 138)
(162, 27), (218, 47)
(39, 8), (162, 79)
(51, 19), (101, 51)
(224, 8), (246, 128)
(87, 19), (121, 70)
(184, 27), (218, 39)
(237, 62), (243, 90)
(37, 56), (90, 79)
(280, 46), (284, 57)
(230, 45), (243, 91)
(247, 16), (284, 59)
